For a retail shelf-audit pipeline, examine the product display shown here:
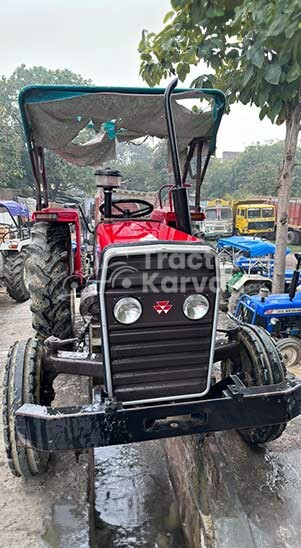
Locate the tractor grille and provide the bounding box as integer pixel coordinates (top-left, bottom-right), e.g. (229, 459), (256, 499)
(101, 246), (218, 404)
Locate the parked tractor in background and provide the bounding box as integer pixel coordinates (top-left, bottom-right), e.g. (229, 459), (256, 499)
(3, 79), (301, 479)
(217, 235), (292, 313)
(0, 200), (31, 302)
(233, 199), (275, 237)
(234, 254), (301, 369)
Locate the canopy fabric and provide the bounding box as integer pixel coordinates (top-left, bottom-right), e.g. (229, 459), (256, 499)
(0, 200), (29, 217)
(217, 236), (289, 258)
(19, 85), (225, 167)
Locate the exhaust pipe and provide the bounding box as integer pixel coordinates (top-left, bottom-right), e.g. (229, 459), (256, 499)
(164, 78), (192, 235)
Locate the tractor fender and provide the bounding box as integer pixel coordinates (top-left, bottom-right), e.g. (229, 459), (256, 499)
(0, 238), (30, 253)
(17, 238), (31, 252)
(230, 273), (272, 292)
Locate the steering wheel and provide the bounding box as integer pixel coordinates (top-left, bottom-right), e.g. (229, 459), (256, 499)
(100, 199), (154, 219)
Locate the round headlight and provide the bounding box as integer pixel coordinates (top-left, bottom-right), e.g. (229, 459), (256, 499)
(183, 294), (209, 320)
(113, 297), (142, 325)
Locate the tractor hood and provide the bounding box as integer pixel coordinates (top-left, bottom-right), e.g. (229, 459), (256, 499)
(246, 292), (301, 315)
(96, 220), (198, 250)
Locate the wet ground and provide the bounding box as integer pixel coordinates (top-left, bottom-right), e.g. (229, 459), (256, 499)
(204, 420), (301, 548)
(0, 289), (185, 548)
(0, 289), (90, 548)
(93, 443), (186, 548)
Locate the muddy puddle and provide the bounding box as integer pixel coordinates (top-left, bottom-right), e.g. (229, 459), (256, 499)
(42, 497), (90, 548)
(93, 441), (186, 547)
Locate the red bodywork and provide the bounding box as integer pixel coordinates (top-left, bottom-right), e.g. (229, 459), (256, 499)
(96, 220), (198, 251)
(33, 208), (82, 280)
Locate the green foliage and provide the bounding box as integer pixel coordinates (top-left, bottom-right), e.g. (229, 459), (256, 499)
(203, 142), (301, 198)
(0, 65), (94, 199)
(139, 0), (301, 124)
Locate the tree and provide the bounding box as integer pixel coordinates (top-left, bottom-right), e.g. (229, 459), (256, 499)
(0, 65), (94, 199)
(203, 142), (301, 198)
(108, 139), (168, 191)
(139, 0), (301, 291)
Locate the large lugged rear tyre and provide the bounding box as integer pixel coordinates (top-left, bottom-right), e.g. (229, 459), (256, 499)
(2, 338), (49, 477)
(28, 222), (74, 341)
(4, 250), (30, 302)
(221, 324), (287, 446)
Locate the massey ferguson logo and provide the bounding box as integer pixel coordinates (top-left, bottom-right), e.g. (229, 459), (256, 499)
(153, 300), (173, 315)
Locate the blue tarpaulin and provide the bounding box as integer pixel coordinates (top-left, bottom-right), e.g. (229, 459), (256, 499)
(217, 236), (290, 258)
(0, 201), (29, 217)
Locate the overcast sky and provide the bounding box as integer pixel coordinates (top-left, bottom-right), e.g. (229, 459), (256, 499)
(1, 0), (285, 153)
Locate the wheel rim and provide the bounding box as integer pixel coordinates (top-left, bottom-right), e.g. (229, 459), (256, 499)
(280, 344), (299, 368)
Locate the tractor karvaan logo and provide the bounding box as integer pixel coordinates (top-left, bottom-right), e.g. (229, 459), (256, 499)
(153, 300), (173, 314)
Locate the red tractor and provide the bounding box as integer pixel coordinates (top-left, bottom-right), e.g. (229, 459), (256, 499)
(3, 79), (301, 478)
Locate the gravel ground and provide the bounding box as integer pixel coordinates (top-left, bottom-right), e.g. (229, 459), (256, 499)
(0, 290), (91, 548)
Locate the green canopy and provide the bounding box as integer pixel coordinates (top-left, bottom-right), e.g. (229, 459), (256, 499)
(19, 85), (225, 168)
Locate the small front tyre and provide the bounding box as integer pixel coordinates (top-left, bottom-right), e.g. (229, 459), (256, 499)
(2, 338), (49, 477)
(276, 337), (301, 369)
(221, 324), (287, 446)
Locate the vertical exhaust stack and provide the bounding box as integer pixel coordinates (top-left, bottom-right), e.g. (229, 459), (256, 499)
(289, 253), (301, 301)
(164, 78), (192, 235)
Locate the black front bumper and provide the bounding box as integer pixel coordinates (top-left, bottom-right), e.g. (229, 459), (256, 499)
(15, 375), (301, 452)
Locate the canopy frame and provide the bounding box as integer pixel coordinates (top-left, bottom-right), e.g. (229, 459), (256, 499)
(19, 84), (226, 210)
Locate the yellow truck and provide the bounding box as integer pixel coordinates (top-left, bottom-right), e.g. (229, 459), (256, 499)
(233, 199), (275, 236)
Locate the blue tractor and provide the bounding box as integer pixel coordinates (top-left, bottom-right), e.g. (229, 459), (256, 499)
(217, 235), (292, 312)
(234, 254), (301, 369)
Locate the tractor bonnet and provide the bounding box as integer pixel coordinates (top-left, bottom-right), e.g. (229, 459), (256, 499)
(19, 85), (225, 167)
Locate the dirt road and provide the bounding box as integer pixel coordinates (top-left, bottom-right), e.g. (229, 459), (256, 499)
(0, 290), (90, 548)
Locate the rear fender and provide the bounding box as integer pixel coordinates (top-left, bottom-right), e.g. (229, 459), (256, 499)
(32, 208), (82, 280)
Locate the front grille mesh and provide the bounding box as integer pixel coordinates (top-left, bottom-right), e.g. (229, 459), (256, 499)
(103, 250), (217, 403)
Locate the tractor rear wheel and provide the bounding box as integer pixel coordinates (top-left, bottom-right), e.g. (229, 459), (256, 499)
(276, 337), (301, 369)
(28, 222), (74, 341)
(2, 338), (49, 477)
(221, 324), (287, 446)
(4, 250), (30, 302)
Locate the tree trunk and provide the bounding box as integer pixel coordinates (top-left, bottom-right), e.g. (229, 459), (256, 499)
(272, 101), (301, 293)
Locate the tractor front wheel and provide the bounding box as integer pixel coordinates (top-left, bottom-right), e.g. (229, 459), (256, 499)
(2, 338), (49, 477)
(28, 222), (74, 341)
(276, 337), (301, 369)
(4, 250), (30, 302)
(221, 324), (287, 446)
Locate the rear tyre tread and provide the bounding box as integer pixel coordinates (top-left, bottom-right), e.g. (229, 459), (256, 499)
(3, 251), (30, 302)
(28, 222), (73, 340)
